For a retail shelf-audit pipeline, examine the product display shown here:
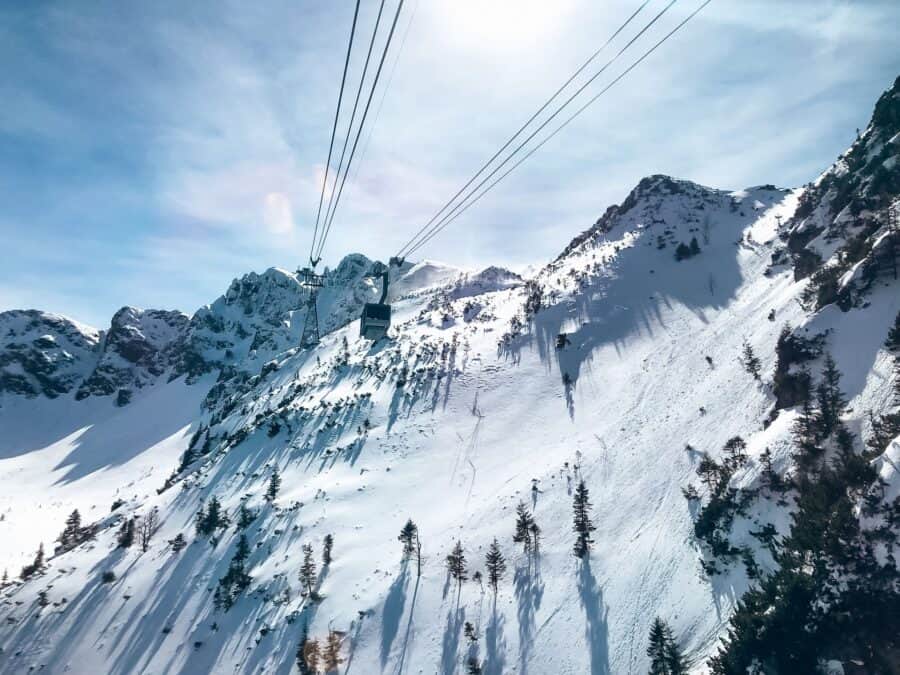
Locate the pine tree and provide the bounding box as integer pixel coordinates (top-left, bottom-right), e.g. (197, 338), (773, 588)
(792, 370), (819, 464)
(647, 617), (686, 674)
(723, 436), (748, 470)
(398, 519), (418, 558)
(467, 656), (483, 674)
(170, 533), (187, 553)
(236, 502), (255, 530)
(572, 480), (596, 558)
(885, 311), (900, 350)
(300, 543), (317, 597)
(117, 517), (135, 548)
(58, 509), (83, 549)
(759, 447), (782, 493)
(689, 237), (701, 256)
(446, 540), (468, 591)
(322, 534), (333, 566)
(512, 501), (535, 554)
(696, 453), (721, 491)
(739, 340), (762, 380)
(484, 539), (506, 593)
(21, 543), (45, 580)
(218, 533), (252, 610)
(196, 496), (228, 536)
(265, 468), (281, 502)
(464, 621), (478, 642)
(816, 353), (847, 438)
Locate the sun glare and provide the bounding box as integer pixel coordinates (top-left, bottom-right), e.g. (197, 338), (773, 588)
(435, 0), (571, 52)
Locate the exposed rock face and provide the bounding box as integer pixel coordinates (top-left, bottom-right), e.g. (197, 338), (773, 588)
(782, 76), (900, 307)
(75, 307), (190, 405)
(0, 310), (100, 398)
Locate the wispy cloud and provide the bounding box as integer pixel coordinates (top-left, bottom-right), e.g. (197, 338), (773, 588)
(1, 0), (898, 326)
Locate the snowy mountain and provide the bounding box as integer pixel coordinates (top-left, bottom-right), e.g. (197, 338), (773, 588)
(1, 77), (899, 675)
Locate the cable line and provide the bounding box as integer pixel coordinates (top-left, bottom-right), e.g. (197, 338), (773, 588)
(403, 0), (713, 257)
(309, 0), (361, 267)
(351, 0), (420, 184)
(398, 0), (678, 258)
(396, 0), (652, 260)
(318, 0), (388, 259)
(315, 0), (406, 263)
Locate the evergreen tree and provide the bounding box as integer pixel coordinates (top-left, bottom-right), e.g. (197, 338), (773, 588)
(696, 453), (721, 491)
(170, 533), (187, 553)
(218, 533), (252, 610)
(647, 617), (686, 674)
(236, 502), (255, 530)
(885, 311), (900, 350)
(322, 534), (334, 566)
(722, 436), (748, 470)
(739, 340), (762, 380)
(759, 447), (783, 493)
(398, 519), (418, 558)
(300, 543), (317, 597)
(815, 353), (847, 438)
(512, 501), (535, 554)
(689, 236), (701, 256)
(117, 517), (135, 548)
(265, 468), (281, 502)
(446, 540), (468, 592)
(467, 656), (483, 674)
(464, 621), (478, 643)
(20, 542), (45, 580)
(196, 496), (229, 536)
(484, 539), (506, 593)
(572, 480), (596, 558)
(792, 370), (819, 464)
(58, 509), (83, 549)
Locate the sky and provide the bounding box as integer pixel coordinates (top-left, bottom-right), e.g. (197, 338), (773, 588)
(1, 0), (898, 327)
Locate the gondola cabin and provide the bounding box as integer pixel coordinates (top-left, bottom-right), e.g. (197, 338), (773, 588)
(360, 302), (391, 340)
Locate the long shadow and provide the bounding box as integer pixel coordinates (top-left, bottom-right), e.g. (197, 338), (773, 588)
(51, 378), (209, 484)
(440, 606), (465, 675)
(483, 595), (507, 675)
(381, 563), (409, 667)
(578, 558), (610, 675)
(514, 557), (544, 674)
(394, 572), (420, 675)
(501, 186), (783, 396)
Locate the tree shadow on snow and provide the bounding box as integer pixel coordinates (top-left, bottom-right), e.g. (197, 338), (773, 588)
(381, 563), (409, 667)
(514, 557), (543, 673)
(440, 605), (465, 675)
(578, 558), (611, 675)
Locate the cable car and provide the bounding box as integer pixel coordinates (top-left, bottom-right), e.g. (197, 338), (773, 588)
(359, 257), (403, 340)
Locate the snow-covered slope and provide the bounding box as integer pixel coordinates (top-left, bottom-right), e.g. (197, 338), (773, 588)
(1, 79), (899, 675)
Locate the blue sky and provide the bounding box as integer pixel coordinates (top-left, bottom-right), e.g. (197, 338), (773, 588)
(2, 0), (898, 327)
